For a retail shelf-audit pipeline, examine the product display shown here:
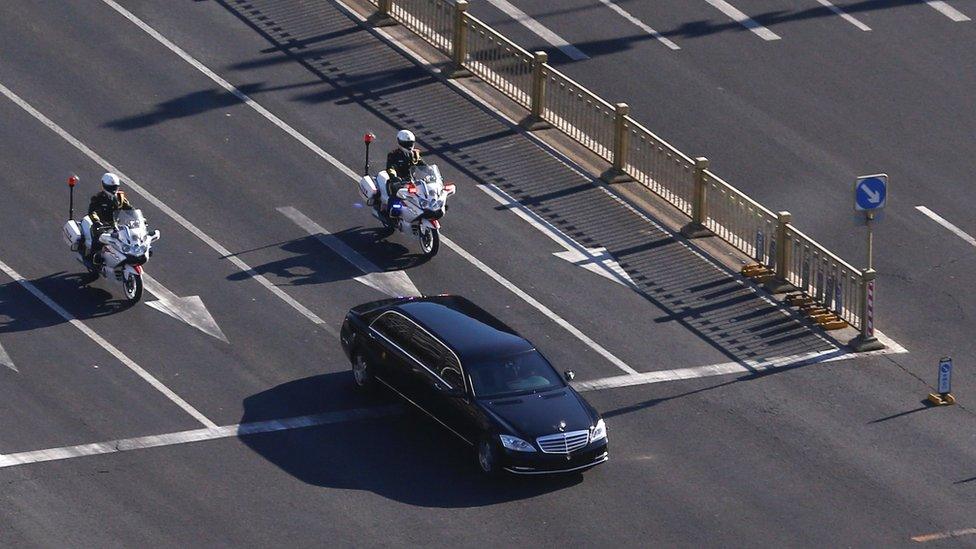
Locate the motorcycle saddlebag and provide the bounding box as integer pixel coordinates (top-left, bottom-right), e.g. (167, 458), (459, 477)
(62, 220), (82, 250)
(358, 176), (378, 205)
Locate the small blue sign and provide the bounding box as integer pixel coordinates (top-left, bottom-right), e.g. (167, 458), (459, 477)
(855, 174), (888, 212)
(938, 357), (952, 394)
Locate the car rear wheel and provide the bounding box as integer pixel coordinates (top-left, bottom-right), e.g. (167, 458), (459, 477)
(351, 352), (374, 390)
(477, 436), (500, 476)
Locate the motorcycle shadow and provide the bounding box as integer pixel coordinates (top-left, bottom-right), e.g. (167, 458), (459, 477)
(1, 271), (135, 334)
(332, 225), (432, 269)
(227, 227), (427, 287)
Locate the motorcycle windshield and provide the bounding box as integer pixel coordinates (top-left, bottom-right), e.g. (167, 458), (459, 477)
(114, 209), (146, 229)
(410, 164), (442, 196)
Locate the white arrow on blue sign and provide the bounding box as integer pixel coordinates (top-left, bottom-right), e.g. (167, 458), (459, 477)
(938, 357), (952, 394)
(855, 174), (888, 211)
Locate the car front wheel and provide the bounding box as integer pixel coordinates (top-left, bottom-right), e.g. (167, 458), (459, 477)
(351, 352), (374, 390)
(477, 436), (500, 476)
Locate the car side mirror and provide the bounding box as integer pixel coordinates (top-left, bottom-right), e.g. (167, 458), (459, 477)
(563, 370), (575, 382)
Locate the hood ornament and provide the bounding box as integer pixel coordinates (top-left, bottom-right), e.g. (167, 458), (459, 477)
(558, 420), (567, 432)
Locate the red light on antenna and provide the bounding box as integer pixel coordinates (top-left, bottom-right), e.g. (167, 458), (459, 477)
(364, 133), (375, 144)
(67, 175), (78, 187)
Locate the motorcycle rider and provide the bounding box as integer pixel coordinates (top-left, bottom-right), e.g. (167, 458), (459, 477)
(84, 173), (133, 264)
(384, 129), (424, 214)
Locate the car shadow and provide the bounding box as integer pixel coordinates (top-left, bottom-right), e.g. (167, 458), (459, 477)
(239, 372), (582, 507)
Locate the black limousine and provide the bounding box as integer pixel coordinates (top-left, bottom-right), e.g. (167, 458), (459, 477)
(339, 295), (608, 475)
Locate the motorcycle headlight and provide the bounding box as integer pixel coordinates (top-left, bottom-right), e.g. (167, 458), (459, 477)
(590, 419), (607, 442)
(122, 243), (132, 253)
(499, 434), (536, 452)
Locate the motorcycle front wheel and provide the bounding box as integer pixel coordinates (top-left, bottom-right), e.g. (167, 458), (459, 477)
(123, 271), (144, 302)
(418, 225), (439, 257)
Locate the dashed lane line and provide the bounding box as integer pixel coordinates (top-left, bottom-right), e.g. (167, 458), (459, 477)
(916, 206), (976, 247)
(0, 258), (217, 429)
(814, 0), (871, 31)
(595, 0), (680, 51)
(0, 406), (400, 469)
(0, 81), (334, 336)
(483, 0), (590, 60)
(703, 0), (782, 41)
(100, 0), (637, 375)
(926, 1), (971, 22)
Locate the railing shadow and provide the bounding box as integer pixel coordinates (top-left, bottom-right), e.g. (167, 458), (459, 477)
(206, 0), (838, 367)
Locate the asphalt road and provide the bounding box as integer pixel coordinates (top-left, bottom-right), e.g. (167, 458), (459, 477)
(468, 0), (976, 397)
(0, 0), (973, 546)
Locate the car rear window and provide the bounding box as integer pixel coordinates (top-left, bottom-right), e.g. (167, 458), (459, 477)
(466, 350), (565, 398)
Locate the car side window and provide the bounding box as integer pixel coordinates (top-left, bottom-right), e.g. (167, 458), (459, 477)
(370, 312), (414, 350)
(404, 327), (464, 391)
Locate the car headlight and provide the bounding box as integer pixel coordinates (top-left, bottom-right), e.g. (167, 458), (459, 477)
(590, 419), (607, 442)
(499, 434), (536, 452)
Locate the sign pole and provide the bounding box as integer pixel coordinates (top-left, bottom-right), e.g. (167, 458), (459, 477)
(851, 174), (887, 352)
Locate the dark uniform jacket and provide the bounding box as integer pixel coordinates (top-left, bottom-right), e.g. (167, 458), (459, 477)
(386, 148), (424, 180)
(88, 190), (132, 226)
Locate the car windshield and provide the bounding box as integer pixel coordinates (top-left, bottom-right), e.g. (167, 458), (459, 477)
(466, 350), (565, 398)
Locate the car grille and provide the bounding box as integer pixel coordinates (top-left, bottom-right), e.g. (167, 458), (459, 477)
(536, 430), (590, 454)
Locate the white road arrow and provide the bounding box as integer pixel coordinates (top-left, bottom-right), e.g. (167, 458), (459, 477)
(142, 274), (228, 342)
(0, 341), (17, 373)
(862, 186), (881, 204)
(277, 207), (421, 298)
(477, 184), (637, 289)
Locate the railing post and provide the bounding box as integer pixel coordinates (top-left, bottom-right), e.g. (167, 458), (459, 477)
(447, 0), (471, 78)
(851, 269), (884, 351)
(680, 157), (712, 238)
(368, 0), (396, 27)
(601, 103), (633, 184)
(764, 211), (794, 293)
(521, 51), (550, 130)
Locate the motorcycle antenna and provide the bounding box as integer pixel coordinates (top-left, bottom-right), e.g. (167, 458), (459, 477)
(67, 174), (79, 220)
(363, 133), (375, 176)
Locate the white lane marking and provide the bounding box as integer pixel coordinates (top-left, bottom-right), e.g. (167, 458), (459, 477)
(0, 405), (400, 469)
(477, 183), (637, 288)
(277, 206), (421, 298)
(101, 3), (634, 374)
(0, 341), (17, 373)
(916, 206), (976, 247)
(574, 339), (908, 392)
(912, 528), (976, 543)
(143, 273), (228, 342)
(440, 235), (638, 375)
(483, 0), (590, 60)
(813, 0), (871, 31)
(101, 0), (359, 181)
(703, 0), (782, 40)
(926, 1), (971, 22)
(595, 0), (680, 50)
(0, 258), (216, 428)
(0, 82), (334, 336)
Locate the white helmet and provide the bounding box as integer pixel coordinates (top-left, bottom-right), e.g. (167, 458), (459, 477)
(396, 129), (416, 152)
(101, 172), (121, 193)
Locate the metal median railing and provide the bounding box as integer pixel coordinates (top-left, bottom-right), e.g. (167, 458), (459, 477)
(365, 0), (881, 348)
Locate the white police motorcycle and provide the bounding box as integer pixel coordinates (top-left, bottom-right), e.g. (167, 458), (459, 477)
(62, 208), (160, 303)
(357, 134), (455, 258)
